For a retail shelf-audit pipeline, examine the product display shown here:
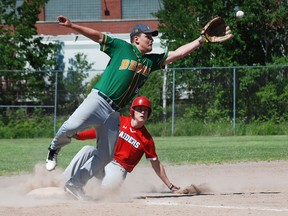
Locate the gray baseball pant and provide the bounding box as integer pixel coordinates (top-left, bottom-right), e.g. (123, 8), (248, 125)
(64, 145), (127, 189)
(50, 89), (120, 187)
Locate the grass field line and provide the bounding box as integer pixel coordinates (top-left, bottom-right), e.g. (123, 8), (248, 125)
(145, 201), (288, 212)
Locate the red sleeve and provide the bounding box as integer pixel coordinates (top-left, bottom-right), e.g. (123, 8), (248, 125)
(75, 129), (96, 140)
(144, 137), (158, 160)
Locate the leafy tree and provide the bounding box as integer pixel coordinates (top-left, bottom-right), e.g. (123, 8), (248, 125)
(85, 73), (102, 96)
(0, 0), (62, 108)
(154, 0), (288, 123)
(138, 70), (164, 121)
(60, 53), (94, 114)
(156, 0), (288, 66)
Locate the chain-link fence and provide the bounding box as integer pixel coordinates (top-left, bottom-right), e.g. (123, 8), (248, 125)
(1, 65), (287, 137)
(163, 65), (287, 136)
(0, 69), (101, 136)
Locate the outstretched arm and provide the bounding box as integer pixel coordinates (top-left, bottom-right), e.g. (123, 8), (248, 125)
(150, 160), (179, 191)
(57, 15), (104, 44)
(165, 37), (203, 65)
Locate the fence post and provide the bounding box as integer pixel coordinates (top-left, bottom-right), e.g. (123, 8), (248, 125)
(163, 64), (168, 123)
(53, 71), (58, 136)
(233, 67), (236, 135)
(171, 70), (175, 136)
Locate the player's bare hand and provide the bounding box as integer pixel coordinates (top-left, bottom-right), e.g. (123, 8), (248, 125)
(57, 16), (71, 27)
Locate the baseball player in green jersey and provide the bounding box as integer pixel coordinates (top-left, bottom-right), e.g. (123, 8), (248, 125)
(46, 15), (229, 197)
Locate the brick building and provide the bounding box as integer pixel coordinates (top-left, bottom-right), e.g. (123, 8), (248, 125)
(35, 0), (164, 71)
(36, 0), (161, 35)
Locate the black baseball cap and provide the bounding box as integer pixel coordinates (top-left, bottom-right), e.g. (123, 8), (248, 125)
(130, 24), (158, 37)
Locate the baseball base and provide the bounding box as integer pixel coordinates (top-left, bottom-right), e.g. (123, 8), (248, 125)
(26, 187), (66, 198)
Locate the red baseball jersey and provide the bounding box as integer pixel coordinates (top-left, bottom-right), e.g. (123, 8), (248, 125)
(76, 116), (158, 172)
(114, 116), (158, 172)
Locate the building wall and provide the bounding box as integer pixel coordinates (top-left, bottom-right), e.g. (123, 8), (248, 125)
(36, 0), (160, 35)
(36, 0), (164, 74)
(36, 20), (159, 35)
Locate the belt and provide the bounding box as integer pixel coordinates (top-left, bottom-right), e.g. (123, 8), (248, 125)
(112, 159), (127, 172)
(112, 159), (120, 164)
(97, 91), (121, 112)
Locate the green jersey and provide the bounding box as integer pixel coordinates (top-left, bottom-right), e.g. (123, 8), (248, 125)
(94, 34), (168, 108)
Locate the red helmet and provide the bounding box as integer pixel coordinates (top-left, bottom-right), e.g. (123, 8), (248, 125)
(130, 96), (152, 118)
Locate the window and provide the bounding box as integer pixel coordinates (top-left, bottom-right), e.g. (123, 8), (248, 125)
(3, 0), (24, 16)
(44, 0), (101, 21)
(122, 0), (162, 20)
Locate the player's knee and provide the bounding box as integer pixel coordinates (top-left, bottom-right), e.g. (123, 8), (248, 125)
(80, 145), (96, 155)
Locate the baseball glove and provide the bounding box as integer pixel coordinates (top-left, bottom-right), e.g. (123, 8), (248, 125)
(199, 16), (233, 43)
(173, 184), (200, 195)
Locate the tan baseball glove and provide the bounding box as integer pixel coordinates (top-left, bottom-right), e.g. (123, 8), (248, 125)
(173, 184), (200, 195)
(199, 16), (233, 43)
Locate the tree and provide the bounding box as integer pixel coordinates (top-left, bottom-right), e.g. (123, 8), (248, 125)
(154, 0), (288, 123)
(139, 70), (164, 122)
(60, 53), (94, 114)
(0, 0), (62, 107)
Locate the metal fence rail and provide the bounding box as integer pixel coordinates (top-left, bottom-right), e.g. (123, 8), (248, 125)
(1, 65), (287, 136)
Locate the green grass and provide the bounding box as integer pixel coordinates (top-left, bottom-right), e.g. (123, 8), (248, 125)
(153, 135), (288, 164)
(0, 135), (287, 176)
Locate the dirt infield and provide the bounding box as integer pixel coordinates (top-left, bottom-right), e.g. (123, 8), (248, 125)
(0, 161), (287, 216)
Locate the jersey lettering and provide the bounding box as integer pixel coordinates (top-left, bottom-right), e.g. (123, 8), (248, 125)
(128, 60), (137, 71)
(118, 131), (140, 148)
(119, 59), (130, 70)
(119, 59), (151, 77)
